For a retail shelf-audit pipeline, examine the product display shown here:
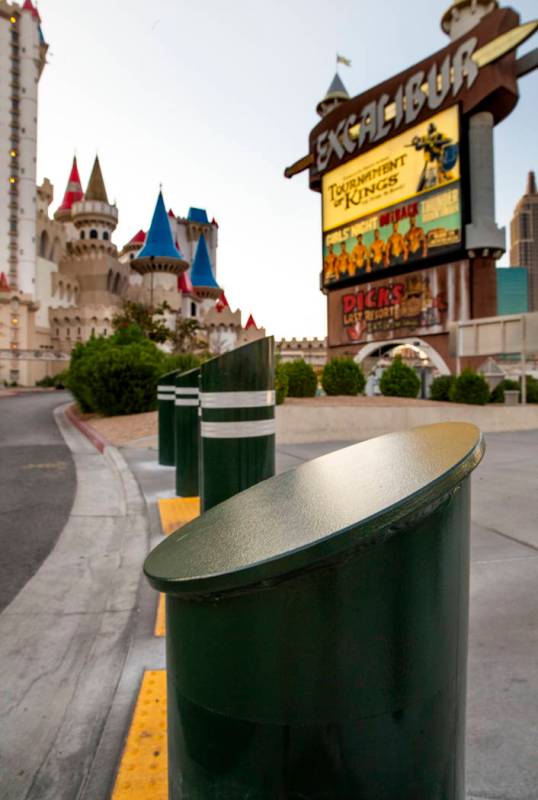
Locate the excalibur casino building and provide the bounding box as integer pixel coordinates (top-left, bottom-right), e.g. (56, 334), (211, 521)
(286, 0), (538, 373)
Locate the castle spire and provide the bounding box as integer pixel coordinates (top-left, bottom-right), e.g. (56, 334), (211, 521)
(85, 156), (109, 203)
(316, 73), (350, 118)
(132, 191), (188, 276)
(190, 234), (221, 300)
(54, 156), (84, 220)
(526, 171), (537, 195)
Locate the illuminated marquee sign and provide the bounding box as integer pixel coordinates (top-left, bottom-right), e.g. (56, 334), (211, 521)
(322, 107), (462, 288)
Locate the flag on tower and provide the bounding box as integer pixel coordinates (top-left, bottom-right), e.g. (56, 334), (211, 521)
(337, 53), (352, 67)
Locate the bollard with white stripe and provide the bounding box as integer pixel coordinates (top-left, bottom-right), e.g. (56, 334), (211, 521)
(200, 337), (275, 511)
(158, 369), (181, 467)
(174, 368), (200, 497)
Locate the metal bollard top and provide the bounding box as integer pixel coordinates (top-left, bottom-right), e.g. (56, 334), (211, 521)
(144, 422), (484, 596)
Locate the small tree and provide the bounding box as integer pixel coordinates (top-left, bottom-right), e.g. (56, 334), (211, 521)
(430, 375), (455, 401)
(379, 356), (420, 398)
(168, 315), (206, 354)
(275, 363), (289, 405)
(449, 369), (490, 405)
(282, 359), (317, 398)
(112, 300), (170, 343)
(322, 357), (365, 396)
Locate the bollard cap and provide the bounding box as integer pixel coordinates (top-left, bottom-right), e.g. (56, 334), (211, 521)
(144, 423), (484, 596)
(175, 367), (200, 388)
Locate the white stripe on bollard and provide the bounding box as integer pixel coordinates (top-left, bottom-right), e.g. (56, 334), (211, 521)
(201, 419), (276, 439)
(158, 385), (175, 393)
(175, 387), (199, 396)
(200, 391), (275, 409)
(158, 394), (175, 401)
(175, 399), (199, 407)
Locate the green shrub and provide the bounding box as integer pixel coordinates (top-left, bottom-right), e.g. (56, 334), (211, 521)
(430, 375), (455, 401)
(36, 375), (56, 388)
(490, 379), (520, 404)
(281, 359), (317, 398)
(85, 344), (165, 416)
(449, 369), (490, 405)
(275, 363), (289, 405)
(163, 352), (202, 374)
(68, 335), (112, 412)
(379, 356), (420, 398)
(322, 357), (365, 396)
(525, 375), (538, 403)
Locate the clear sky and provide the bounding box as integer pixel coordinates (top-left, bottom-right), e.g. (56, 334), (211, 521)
(36, 0), (538, 338)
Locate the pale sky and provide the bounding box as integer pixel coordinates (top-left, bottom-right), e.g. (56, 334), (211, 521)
(36, 0), (538, 338)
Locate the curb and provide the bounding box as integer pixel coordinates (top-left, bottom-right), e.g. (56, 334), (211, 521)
(64, 403), (110, 453)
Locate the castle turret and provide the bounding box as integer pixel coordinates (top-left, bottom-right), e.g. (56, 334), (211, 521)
(316, 73), (350, 118)
(441, 0), (498, 41)
(69, 157), (118, 254)
(54, 156), (84, 222)
(190, 234), (221, 300)
(132, 191), (188, 278)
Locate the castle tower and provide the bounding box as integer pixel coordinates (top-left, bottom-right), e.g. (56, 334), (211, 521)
(58, 156), (130, 305)
(190, 234), (221, 300)
(54, 156), (84, 223)
(316, 73), (350, 118)
(131, 190), (188, 306)
(441, 0), (498, 41)
(510, 171), (538, 311)
(0, 0), (47, 295)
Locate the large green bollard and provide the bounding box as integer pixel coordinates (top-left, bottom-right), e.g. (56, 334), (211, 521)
(158, 369), (181, 467)
(199, 336), (275, 511)
(144, 423), (484, 800)
(174, 368), (200, 497)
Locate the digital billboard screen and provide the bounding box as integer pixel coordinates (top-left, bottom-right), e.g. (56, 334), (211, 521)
(321, 106), (463, 288)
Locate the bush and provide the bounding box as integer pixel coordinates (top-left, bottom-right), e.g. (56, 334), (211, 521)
(36, 375), (56, 388)
(379, 356), (420, 398)
(490, 379), (520, 404)
(281, 359), (317, 398)
(67, 324), (168, 415)
(53, 370), (69, 389)
(322, 357), (365, 396)
(85, 343), (165, 416)
(525, 375), (538, 403)
(430, 375), (455, 402)
(275, 363), (289, 405)
(449, 369), (490, 405)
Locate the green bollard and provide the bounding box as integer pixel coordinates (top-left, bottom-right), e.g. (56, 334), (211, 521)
(157, 369), (181, 467)
(199, 336), (275, 512)
(174, 368), (200, 497)
(144, 423), (484, 800)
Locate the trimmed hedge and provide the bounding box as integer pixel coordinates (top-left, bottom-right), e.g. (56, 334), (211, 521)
(281, 359), (317, 398)
(430, 375), (455, 402)
(379, 356), (420, 398)
(275, 363), (289, 405)
(490, 379), (520, 404)
(322, 357), (365, 396)
(449, 369), (490, 405)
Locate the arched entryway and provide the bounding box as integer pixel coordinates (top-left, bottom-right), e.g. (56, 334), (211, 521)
(354, 337), (451, 375)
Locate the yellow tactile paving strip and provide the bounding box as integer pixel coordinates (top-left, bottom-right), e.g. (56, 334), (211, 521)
(111, 670), (168, 799)
(158, 496), (200, 535)
(154, 594), (166, 637)
(155, 496), (200, 638)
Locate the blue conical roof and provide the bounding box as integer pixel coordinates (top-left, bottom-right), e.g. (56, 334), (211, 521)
(138, 191), (183, 260)
(191, 234), (219, 289)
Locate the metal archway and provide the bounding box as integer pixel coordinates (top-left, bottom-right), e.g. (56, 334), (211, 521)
(354, 337), (451, 375)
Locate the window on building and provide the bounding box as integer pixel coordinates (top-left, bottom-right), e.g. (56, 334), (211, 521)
(90, 229), (98, 239)
(78, 328), (81, 336)
(103, 231), (109, 241)
(191, 302), (197, 317)
(39, 230), (49, 257)
(66, 329), (70, 337)
(80, 230), (85, 239)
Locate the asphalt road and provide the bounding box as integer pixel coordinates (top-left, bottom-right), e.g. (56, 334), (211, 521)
(0, 391), (76, 611)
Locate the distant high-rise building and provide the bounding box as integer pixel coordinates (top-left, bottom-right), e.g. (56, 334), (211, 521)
(510, 172), (538, 311)
(0, 0), (47, 294)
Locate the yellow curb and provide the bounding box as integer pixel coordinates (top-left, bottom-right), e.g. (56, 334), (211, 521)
(157, 496), (200, 536)
(111, 670), (167, 799)
(154, 594), (165, 638)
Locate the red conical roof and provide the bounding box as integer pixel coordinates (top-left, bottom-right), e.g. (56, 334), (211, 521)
(0, 272), (10, 292)
(211, 217), (219, 227)
(178, 270), (193, 294)
(56, 157), (83, 214)
(215, 291), (229, 312)
(22, 0), (35, 12)
(245, 314), (257, 330)
(168, 208), (175, 219)
(129, 229), (146, 245)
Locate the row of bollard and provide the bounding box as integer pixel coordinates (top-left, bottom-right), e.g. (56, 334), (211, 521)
(157, 336), (276, 511)
(148, 336), (485, 799)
